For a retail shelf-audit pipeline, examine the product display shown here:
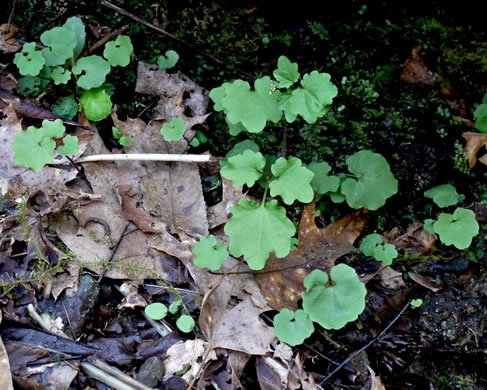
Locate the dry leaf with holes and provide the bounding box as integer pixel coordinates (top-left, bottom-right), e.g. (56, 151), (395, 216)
(256, 201), (367, 311)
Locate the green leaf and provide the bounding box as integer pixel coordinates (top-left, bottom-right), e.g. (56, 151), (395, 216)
(221, 77), (282, 133)
(72, 55), (111, 90)
(19, 76), (42, 96)
(273, 309), (314, 346)
(57, 135), (79, 156)
(227, 118), (247, 136)
(269, 157), (314, 204)
(193, 235), (229, 271)
(209, 82), (230, 112)
(224, 199), (296, 270)
(157, 50), (179, 70)
(14, 42), (45, 76)
(51, 66), (72, 85)
(104, 35), (133, 67)
(161, 117), (186, 141)
(341, 150), (398, 210)
(289, 71), (338, 123)
(220, 150), (265, 187)
(40, 26), (77, 66)
(176, 315), (195, 333)
(273, 55), (299, 88)
(118, 136), (131, 147)
(278, 91), (298, 123)
(52, 95), (78, 120)
(302, 265), (367, 330)
(169, 299), (182, 314)
(63, 16), (86, 60)
(12, 119), (65, 171)
(424, 219), (435, 235)
(433, 208), (479, 249)
(410, 299), (423, 308)
(112, 126), (121, 139)
(308, 161), (340, 195)
(424, 184), (463, 208)
(80, 88), (112, 121)
(360, 233), (383, 257)
(145, 302), (168, 320)
(373, 243), (398, 265)
(474, 104), (487, 133)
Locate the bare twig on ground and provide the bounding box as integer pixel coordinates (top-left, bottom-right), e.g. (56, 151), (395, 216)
(84, 24), (130, 56)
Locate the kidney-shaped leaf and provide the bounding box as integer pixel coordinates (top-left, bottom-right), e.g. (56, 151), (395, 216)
(341, 150), (398, 210)
(14, 42), (45, 76)
(104, 35), (133, 67)
(424, 184), (463, 208)
(221, 150), (265, 187)
(80, 88), (112, 121)
(433, 208), (479, 249)
(193, 235), (229, 271)
(273, 309), (314, 346)
(72, 55), (111, 90)
(41, 27), (77, 66)
(302, 264), (366, 329)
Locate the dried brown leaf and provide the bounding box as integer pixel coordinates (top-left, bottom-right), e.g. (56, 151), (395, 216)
(394, 222), (436, 255)
(257, 201), (367, 311)
(462, 132), (487, 169)
(0, 336), (14, 390)
(408, 272), (442, 292)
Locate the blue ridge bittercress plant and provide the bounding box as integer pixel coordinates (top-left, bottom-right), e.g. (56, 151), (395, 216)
(183, 55), (400, 346)
(12, 16), (134, 171)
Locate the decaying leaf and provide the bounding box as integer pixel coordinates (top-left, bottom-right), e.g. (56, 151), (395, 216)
(367, 365), (386, 390)
(408, 272), (442, 292)
(207, 177), (248, 229)
(462, 132), (487, 169)
(401, 46), (466, 116)
(256, 201), (367, 311)
(0, 24), (22, 53)
(378, 267), (406, 290)
(119, 281), (148, 308)
(394, 222), (436, 255)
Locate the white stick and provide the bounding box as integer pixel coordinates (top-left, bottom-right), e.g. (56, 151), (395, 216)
(73, 153), (213, 163)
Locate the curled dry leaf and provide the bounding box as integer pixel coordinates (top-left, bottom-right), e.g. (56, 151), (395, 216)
(408, 272), (442, 292)
(256, 201), (367, 311)
(462, 132), (487, 169)
(394, 222), (436, 255)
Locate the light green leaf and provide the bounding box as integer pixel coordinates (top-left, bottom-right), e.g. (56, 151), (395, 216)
(221, 77), (282, 133)
(12, 119), (65, 171)
(433, 208), (479, 249)
(341, 150), (398, 210)
(273, 309), (314, 346)
(278, 91), (298, 123)
(373, 243), (398, 265)
(51, 66), (72, 85)
(410, 299), (423, 308)
(302, 265), (367, 330)
(57, 134), (79, 156)
(308, 161), (340, 195)
(145, 302), (168, 320)
(220, 140), (260, 169)
(209, 82), (230, 112)
(424, 219), (436, 235)
(289, 71), (338, 123)
(112, 126), (121, 139)
(63, 16), (85, 60)
(118, 136), (131, 147)
(224, 199), (296, 270)
(14, 42), (45, 76)
(273, 55), (299, 88)
(40, 26), (77, 66)
(474, 104), (487, 133)
(104, 35), (133, 67)
(269, 157), (314, 204)
(176, 315), (195, 333)
(193, 235), (229, 271)
(80, 88), (112, 121)
(221, 150), (265, 187)
(72, 55), (111, 90)
(157, 50), (179, 70)
(424, 184), (463, 208)
(52, 95), (78, 120)
(360, 233), (383, 257)
(161, 117), (186, 141)
(227, 118), (247, 136)
(169, 299), (182, 314)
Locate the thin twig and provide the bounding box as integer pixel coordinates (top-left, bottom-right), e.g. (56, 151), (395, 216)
(101, 0), (254, 80)
(97, 221), (131, 282)
(31, 9), (68, 36)
(84, 24), (130, 56)
(7, 0), (16, 34)
(65, 155), (93, 192)
(319, 299), (411, 385)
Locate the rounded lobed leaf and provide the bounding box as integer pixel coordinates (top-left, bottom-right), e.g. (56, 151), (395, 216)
(221, 77), (282, 133)
(302, 265), (367, 330)
(424, 184), (463, 208)
(273, 55), (299, 88)
(341, 150), (398, 210)
(40, 26), (77, 66)
(373, 243), (398, 265)
(220, 150), (265, 187)
(157, 50), (179, 70)
(209, 82), (231, 112)
(308, 161), (340, 195)
(273, 309), (314, 346)
(80, 88), (112, 121)
(161, 117), (186, 142)
(423, 219), (436, 235)
(269, 157), (315, 204)
(72, 55), (111, 90)
(52, 95), (78, 120)
(410, 299), (423, 308)
(433, 208), (479, 249)
(145, 302), (168, 320)
(104, 35), (133, 67)
(224, 199), (296, 270)
(360, 233), (382, 257)
(57, 135), (79, 156)
(14, 42), (45, 76)
(176, 315), (195, 333)
(474, 104), (487, 133)
(63, 16), (86, 60)
(193, 235), (229, 271)
(51, 66), (72, 85)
